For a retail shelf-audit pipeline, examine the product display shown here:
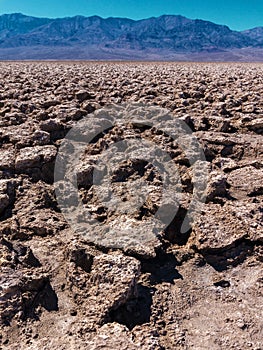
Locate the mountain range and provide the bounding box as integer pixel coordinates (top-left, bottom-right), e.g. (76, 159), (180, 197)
(0, 13), (262, 61)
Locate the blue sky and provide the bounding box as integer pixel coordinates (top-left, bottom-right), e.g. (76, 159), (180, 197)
(0, 0), (262, 30)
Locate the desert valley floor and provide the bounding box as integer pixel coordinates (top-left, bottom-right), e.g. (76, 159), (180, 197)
(0, 62), (262, 349)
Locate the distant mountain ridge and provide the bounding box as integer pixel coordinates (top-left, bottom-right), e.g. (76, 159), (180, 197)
(0, 13), (262, 61)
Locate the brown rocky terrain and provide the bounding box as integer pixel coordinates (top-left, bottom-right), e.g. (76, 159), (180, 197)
(0, 62), (262, 350)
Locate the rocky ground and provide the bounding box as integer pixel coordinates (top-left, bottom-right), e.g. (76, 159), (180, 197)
(0, 62), (262, 350)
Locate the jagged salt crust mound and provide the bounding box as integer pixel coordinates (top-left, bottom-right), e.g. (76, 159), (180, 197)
(0, 62), (262, 350)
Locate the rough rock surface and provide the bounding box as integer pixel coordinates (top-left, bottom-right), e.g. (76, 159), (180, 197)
(0, 62), (262, 349)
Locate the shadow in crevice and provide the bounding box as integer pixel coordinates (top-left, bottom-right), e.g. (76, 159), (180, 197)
(109, 251), (183, 330)
(248, 187), (263, 197)
(141, 251), (183, 285)
(109, 284), (154, 330)
(164, 207), (192, 246)
(200, 239), (255, 272)
(22, 280), (59, 320)
(37, 281), (59, 312)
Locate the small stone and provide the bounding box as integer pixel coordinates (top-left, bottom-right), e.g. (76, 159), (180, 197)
(236, 319), (246, 330)
(70, 309), (78, 316)
(41, 99), (60, 108)
(213, 280), (231, 288)
(75, 90), (94, 102)
(33, 130), (50, 145)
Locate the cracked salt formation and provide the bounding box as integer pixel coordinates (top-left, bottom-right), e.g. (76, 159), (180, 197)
(0, 62), (262, 350)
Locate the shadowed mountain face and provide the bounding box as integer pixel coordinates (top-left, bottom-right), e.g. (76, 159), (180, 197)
(0, 13), (262, 60)
(242, 27), (263, 46)
(0, 13), (51, 40)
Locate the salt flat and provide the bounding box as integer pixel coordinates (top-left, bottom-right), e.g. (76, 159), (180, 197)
(0, 62), (262, 349)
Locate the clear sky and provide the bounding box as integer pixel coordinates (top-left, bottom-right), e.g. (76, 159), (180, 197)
(0, 0), (262, 31)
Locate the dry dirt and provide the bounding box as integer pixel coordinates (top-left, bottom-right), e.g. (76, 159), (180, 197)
(0, 62), (262, 350)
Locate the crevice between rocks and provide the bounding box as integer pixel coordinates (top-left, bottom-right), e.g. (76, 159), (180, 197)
(195, 238), (259, 272)
(108, 284), (154, 330)
(108, 249), (183, 331)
